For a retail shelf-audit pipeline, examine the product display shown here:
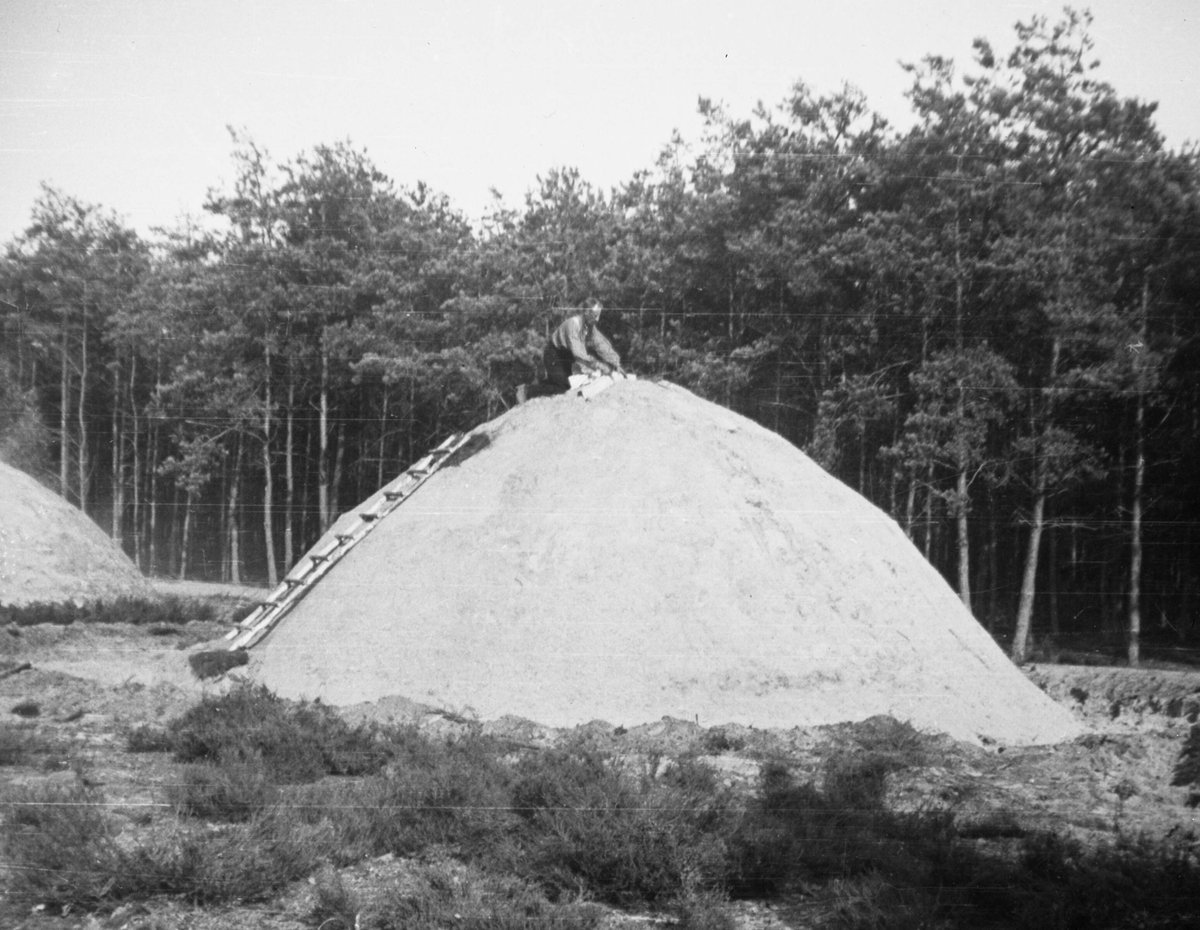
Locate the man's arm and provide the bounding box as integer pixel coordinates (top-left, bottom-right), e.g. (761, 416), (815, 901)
(588, 327), (623, 372)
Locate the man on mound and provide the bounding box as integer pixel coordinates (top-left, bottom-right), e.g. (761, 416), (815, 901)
(517, 299), (624, 402)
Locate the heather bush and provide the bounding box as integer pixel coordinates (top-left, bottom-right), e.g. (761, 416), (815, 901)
(0, 783), (122, 909)
(0, 722), (36, 765)
(0, 596), (214, 628)
(506, 746), (732, 905)
(315, 857), (604, 930)
(166, 683), (387, 780)
(168, 762), (278, 821)
(125, 723), (174, 753)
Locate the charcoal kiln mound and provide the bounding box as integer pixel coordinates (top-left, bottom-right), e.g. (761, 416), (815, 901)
(249, 380), (1081, 745)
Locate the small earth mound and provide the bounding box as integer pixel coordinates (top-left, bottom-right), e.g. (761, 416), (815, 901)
(0, 461), (151, 607)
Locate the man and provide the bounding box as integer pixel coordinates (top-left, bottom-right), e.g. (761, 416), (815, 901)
(518, 300), (623, 402)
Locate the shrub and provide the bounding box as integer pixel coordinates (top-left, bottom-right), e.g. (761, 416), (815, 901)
(114, 808), (333, 905)
(168, 762), (278, 822)
(1005, 832), (1200, 930)
(0, 722), (36, 765)
(126, 723), (174, 753)
(348, 858), (604, 930)
(10, 699), (39, 718)
(0, 596), (214, 629)
(310, 864), (358, 929)
(274, 731), (519, 870)
(0, 782), (122, 909)
(1173, 723), (1200, 791)
(166, 683), (387, 781)
(507, 747), (732, 905)
(672, 886), (737, 930)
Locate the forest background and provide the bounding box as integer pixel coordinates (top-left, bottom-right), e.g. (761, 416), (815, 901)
(2, 12), (1198, 666)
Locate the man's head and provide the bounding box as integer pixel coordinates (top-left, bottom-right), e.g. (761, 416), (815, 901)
(584, 299), (603, 322)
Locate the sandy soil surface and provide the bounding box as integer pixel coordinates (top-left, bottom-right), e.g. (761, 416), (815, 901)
(1, 617), (1199, 929)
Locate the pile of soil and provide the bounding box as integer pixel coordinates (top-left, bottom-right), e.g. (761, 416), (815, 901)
(0, 461), (151, 606)
(250, 380), (1081, 746)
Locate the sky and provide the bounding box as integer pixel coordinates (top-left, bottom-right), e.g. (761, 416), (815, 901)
(1, 0), (1197, 243)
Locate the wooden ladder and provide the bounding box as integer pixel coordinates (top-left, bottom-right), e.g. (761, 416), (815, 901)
(225, 431), (473, 651)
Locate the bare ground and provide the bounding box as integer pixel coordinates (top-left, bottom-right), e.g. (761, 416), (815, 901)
(1, 608), (1199, 929)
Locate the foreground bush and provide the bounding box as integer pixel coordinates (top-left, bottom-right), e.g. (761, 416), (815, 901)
(311, 858), (605, 930)
(0, 783), (120, 908)
(0, 782), (328, 909)
(0, 723), (29, 765)
(168, 762), (279, 822)
(506, 747), (732, 905)
(166, 683), (388, 781)
(9, 689), (1200, 927)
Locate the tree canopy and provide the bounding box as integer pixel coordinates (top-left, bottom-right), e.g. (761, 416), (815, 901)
(3, 11), (1198, 664)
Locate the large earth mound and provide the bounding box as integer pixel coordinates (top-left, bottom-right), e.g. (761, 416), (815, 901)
(0, 461), (151, 606)
(249, 380), (1081, 745)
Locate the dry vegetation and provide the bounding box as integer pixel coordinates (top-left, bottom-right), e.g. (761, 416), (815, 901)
(2, 596), (1200, 929)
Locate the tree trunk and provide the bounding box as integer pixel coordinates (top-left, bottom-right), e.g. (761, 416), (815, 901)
(179, 488), (196, 580)
(319, 345), (331, 530)
(262, 347), (278, 587)
(377, 387), (389, 488)
(1128, 281), (1149, 667)
(77, 307), (88, 512)
(1012, 456), (1048, 664)
(955, 464), (971, 610)
(227, 436), (243, 585)
(330, 422), (345, 518)
(110, 356), (124, 543)
(59, 323), (70, 499)
(988, 504), (1000, 626)
(1048, 526), (1060, 640)
(129, 355), (142, 570)
(1012, 337), (1062, 663)
(904, 469), (916, 539)
(168, 486), (182, 578)
(147, 420), (160, 576)
(284, 373), (296, 570)
(952, 190), (971, 610)
(922, 462), (934, 560)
